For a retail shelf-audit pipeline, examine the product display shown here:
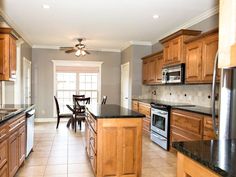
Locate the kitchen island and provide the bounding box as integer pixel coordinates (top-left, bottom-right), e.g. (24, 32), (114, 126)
(173, 139), (236, 177)
(85, 104), (145, 177)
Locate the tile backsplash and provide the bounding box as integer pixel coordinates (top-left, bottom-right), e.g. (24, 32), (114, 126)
(140, 84), (219, 108)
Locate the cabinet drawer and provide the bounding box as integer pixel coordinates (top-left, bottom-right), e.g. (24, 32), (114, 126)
(132, 101), (139, 112)
(138, 103), (150, 117)
(143, 118), (150, 132)
(204, 116), (217, 140)
(171, 127), (202, 143)
(0, 140), (8, 169)
(9, 115), (25, 133)
(172, 110), (203, 136)
(0, 124), (8, 143)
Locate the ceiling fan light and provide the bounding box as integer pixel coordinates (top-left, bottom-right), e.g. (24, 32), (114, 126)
(81, 50), (86, 56)
(75, 50), (81, 56)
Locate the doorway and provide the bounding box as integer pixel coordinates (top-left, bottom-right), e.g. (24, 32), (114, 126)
(23, 58), (32, 104)
(121, 62), (130, 109)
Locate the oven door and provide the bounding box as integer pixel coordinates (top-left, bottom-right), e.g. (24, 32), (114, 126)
(151, 109), (168, 138)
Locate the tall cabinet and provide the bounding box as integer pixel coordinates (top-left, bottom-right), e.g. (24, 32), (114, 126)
(0, 28), (17, 81)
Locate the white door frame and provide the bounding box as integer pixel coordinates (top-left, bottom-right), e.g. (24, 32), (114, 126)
(23, 57), (32, 105)
(52, 60), (103, 117)
(120, 62), (130, 109)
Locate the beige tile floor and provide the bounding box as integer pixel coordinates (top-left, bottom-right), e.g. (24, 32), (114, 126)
(16, 121), (176, 177)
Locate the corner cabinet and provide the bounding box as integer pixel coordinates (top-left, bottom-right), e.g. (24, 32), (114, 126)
(160, 29), (201, 66)
(185, 30), (219, 83)
(85, 111), (143, 177)
(142, 51), (163, 85)
(0, 28), (17, 81)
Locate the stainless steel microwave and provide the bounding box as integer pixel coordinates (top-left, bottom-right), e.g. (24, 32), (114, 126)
(162, 64), (185, 84)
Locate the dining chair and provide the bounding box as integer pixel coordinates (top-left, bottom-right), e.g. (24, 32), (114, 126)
(54, 96), (73, 129)
(73, 97), (91, 132)
(101, 96), (107, 104)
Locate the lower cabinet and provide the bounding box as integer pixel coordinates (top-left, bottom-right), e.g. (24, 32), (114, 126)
(0, 114), (26, 177)
(177, 153), (220, 177)
(171, 109), (217, 147)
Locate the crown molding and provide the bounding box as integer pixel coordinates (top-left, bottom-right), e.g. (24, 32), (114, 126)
(32, 45), (121, 52)
(121, 40), (152, 51)
(0, 8), (33, 47)
(152, 5), (219, 45)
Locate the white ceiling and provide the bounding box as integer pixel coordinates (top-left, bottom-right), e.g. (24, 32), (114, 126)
(0, 0), (218, 51)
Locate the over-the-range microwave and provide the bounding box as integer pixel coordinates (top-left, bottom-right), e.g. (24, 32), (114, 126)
(162, 64), (185, 84)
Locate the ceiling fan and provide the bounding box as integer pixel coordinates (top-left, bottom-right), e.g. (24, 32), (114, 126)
(60, 38), (90, 57)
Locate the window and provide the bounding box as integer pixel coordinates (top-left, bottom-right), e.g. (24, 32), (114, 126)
(56, 73), (76, 113)
(56, 72), (98, 113)
(78, 73), (98, 104)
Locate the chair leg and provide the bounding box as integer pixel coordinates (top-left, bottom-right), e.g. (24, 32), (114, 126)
(74, 118), (77, 133)
(56, 117), (60, 129)
(67, 118), (71, 128)
(79, 121), (82, 130)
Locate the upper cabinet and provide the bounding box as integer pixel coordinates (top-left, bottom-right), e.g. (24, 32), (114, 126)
(185, 29), (219, 83)
(142, 51), (163, 85)
(0, 28), (17, 81)
(218, 0), (236, 68)
(160, 29), (201, 66)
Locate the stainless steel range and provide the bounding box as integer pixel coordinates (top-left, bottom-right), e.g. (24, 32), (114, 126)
(150, 103), (170, 150)
(150, 101), (195, 150)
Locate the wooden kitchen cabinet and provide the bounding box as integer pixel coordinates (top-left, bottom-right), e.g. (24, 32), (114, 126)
(0, 28), (17, 81)
(138, 102), (151, 135)
(171, 110), (203, 144)
(142, 51), (163, 84)
(203, 116), (218, 140)
(85, 111), (143, 177)
(132, 100), (139, 112)
(0, 164), (8, 177)
(18, 126), (26, 166)
(185, 41), (202, 82)
(160, 29), (201, 66)
(177, 152), (220, 177)
(185, 29), (219, 83)
(8, 131), (18, 177)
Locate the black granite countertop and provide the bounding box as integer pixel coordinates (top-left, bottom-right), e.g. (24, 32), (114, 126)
(133, 98), (217, 116)
(173, 106), (218, 117)
(0, 104), (35, 125)
(86, 104), (145, 119)
(173, 139), (236, 177)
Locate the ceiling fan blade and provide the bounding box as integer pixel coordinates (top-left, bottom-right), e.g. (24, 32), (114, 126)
(60, 47), (74, 50)
(84, 50), (90, 54)
(65, 48), (77, 53)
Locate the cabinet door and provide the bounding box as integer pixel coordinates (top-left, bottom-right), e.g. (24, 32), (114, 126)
(163, 42), (172, 65)
(18, 126), (26, 166)
(0, 140), (8, 169)
(148, 57), (156, 83)
(132, 101), (139, 112)
(142, 60), (149, 84)
(85, 121), (90, 156)
(0, 34), (10, 80)
(202, 34), (219, 82)
(8, 131), (18, 177)
(186, 41), (202, 83)
(0, 163), (8, 177)
(155, 53), (163, 82)
(9, 36), (16, 80)
(171, 37), (182, 63)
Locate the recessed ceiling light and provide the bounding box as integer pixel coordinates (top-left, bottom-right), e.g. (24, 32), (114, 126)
(42, 4), (50, 9)
(153, 14), (159, 20)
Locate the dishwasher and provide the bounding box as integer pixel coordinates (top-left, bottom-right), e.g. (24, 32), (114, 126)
(26, 108), (35, 157)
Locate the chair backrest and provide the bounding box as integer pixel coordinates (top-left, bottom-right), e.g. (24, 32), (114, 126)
(54, 96), (60, 116)
(73, 95), (85, 107)
(75, 97), (91, 106)
(101, 96), (107, 104)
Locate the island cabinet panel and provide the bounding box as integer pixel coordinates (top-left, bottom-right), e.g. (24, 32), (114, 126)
(177, 153), (220, 177)
(0, 140), (8, 169)
(0, 164), (8, 177)
(86, 114), (143, 177)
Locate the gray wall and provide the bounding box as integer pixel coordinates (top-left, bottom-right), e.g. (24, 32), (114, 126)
(32, 49), (121, 118)
(121, 45), (152, 107)
(152, 14), (219, 53)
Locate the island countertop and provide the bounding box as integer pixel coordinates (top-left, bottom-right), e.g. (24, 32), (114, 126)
(86, 104), (145, 119)
(173, 139), (236, 177)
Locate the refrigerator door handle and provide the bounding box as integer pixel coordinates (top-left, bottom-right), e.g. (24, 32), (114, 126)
(211, 51), (219, 136)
